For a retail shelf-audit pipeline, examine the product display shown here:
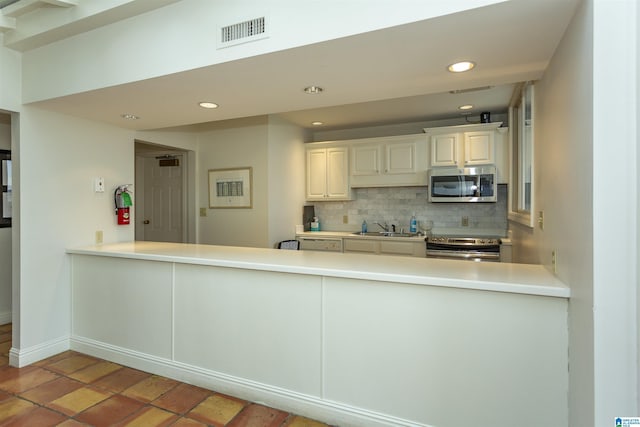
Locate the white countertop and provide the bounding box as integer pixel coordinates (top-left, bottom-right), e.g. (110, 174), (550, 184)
(67, 241), (570, 298)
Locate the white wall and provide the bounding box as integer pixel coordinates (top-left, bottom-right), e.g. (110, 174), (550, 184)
(266, 116), (307, 247)
(195, 116), (307, 249)
(14, 106), (134, 363)
(197, 117), (270, 248)
(530, 2), (595, 425)
(0, 36), (21, 112)
(637, 0), (640, 405)
(592, 0), (638, 424)
(510, 1), (639, 426)
(0, 122), (11, 324)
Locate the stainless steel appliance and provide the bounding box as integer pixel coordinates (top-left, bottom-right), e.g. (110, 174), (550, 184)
(428, 166), (497, 202)
(426, 236), (501, 262)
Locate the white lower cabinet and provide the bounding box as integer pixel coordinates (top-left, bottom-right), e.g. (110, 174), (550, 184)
(343, 238), (425, 257)
(343, 238), (378, 254)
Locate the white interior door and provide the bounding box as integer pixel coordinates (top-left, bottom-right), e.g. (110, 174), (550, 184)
(140, 154), (185, 242)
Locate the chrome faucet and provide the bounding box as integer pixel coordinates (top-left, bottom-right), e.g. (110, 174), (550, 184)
(375, 222), (389, 232)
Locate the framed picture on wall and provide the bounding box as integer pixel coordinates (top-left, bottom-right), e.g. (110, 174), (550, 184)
(208, 167), (253, 209)
(0, 149), (11, 228)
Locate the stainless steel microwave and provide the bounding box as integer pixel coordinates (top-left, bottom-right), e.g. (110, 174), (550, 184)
(428, 166), (497, 202)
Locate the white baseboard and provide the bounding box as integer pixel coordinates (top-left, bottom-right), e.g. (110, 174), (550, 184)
(70, 336), (430, 427)
(0, 310), (11, 325)
(9, 335), (70, 368)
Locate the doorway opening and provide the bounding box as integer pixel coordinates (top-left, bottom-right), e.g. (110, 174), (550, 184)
(0, 112), (11, 327)
(135, 140), (192, 243)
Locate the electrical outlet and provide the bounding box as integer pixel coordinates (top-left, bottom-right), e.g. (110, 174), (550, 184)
(551, 249), (557, 273)
(461, 216), (469, 227)
(95, 230), (103, 244)
(199, 208), (207, 217)
(343, 215), (348, 224)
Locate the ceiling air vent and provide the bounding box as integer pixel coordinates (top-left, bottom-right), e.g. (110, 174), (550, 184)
(219, 16), (268, 48)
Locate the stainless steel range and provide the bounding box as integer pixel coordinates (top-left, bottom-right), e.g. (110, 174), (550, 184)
(426, 236), (501, 262)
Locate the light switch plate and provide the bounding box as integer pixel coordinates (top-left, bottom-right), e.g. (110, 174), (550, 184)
(94, 177), (105, 193)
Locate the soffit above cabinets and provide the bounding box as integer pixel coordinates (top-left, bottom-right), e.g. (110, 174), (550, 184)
(7, 1), (580, 132)
(0, 0), (182, 50)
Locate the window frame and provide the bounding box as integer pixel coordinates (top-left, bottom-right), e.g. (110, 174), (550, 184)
(508, 81), (535, 228)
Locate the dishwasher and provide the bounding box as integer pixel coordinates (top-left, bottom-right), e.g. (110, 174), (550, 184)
(298, 237), (343, 252)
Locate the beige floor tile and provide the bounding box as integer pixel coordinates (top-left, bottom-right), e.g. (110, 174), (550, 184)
(43, 354), (99, 375)
(68, 361), (122, 383)
(283, 415), (330, 427)
(48, 387), (111, 416)
(0, 368), (59, 393)
(186, 394), (246, 427)
(122, 375), (179, 403)
(170, 418), (209, 426)
(57, 419), (90, 427)
(116, 406), (178, 427)
(19, 376), (84, 404)
(0, 341), (10, 354)
(0, 397), (37, 422)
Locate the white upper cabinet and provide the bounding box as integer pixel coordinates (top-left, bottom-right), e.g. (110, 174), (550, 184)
(349, 134), (427, 187)
(352, 141), (416, 175)
(464, 131), (495, 165)
(306, 147), (350, 201)
(386, 142), (416, 174)
(425, 122), (509, 184)
(352, 145), (381, 176)
(430, 133), (459, 167)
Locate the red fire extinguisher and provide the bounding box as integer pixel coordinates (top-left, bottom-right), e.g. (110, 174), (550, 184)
(114, 185), (133, 225)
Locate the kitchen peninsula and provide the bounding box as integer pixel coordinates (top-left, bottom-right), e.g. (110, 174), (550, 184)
(68, 241), (569, 427)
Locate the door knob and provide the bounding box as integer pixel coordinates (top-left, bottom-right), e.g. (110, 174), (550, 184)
(143, 220), (150, 224)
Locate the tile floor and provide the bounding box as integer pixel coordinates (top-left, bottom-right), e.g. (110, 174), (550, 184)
(0, 324), (333, 426)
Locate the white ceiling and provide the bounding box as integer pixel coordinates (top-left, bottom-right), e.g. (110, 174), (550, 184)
(6, 0), (580, 132)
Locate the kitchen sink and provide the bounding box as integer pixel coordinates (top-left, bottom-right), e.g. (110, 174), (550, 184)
(351, 231), (419, 238)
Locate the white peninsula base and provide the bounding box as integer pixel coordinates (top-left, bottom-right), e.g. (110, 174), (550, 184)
(68, 242), (569, 427)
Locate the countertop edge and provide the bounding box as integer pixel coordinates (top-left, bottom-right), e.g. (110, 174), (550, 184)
(67, 242), (570, 299)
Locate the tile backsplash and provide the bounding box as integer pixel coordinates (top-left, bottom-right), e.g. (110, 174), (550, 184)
(312, 185), (508, 236)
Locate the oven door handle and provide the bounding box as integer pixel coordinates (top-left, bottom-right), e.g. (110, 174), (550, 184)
(426, 250), (500, 260)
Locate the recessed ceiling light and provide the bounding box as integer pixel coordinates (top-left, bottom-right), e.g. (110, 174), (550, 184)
(199, 102), (219, 109)
(447, 61), (476, 73)
(303, 86), (324, 94)
(120, 114), (139, 120)
(458, 104), (474, 110)
(311, 121), (324, 126)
